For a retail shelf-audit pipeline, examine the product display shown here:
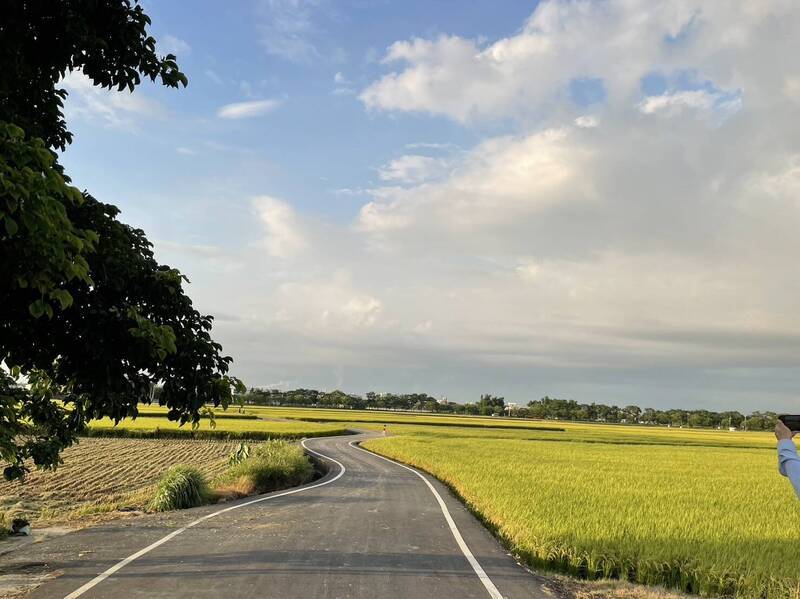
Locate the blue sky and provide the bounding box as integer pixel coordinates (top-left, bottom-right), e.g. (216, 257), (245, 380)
(61, 0), (523, 223)
(59, 1), (800, 412)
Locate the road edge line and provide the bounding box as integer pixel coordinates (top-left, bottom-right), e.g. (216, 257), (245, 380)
(349, 440), (504, 599)
(63, 438), (346, 599)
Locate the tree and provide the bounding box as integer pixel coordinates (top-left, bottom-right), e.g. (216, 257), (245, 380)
(0, 0), (186, 151)
(641, 408), (658, 424)
(1, 1), (240, 481)
(477, 394), (505, 415)
(623, 405), (642, 423)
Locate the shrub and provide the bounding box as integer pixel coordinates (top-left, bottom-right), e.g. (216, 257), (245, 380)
(149, 465), (210, 512)
(220, 440), (313, 496)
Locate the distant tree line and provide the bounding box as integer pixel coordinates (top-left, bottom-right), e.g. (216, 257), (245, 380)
(523, 396), (777, 430)
(236, 388), (779, 431)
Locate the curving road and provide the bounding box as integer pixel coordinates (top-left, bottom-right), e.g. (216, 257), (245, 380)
(8, 433), (554, 599)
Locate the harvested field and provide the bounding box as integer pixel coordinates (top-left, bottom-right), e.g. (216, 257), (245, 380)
(0, 437), (242, 524)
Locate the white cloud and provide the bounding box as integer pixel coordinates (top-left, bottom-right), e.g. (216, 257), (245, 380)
(784, 76), (800, 103)
(256, 0), (340, 64)
(377, 154), (449, 184)
(61, 70), (162, 129)
(205, 69), (224, 85)
(360, 1), (792, 123)
(252, 196), (307, 258)
(160, 34), (191, 56)
(176, 147), (197, 155)
(331, 71), (355, 95)
(217, 99), (281, 119)
(405, 142), (459, 151)
(639, 91), (715, 115)
(169, 0), (800, 410)
(154, 240), (245, 274)
(341, 296), (382, 327)
(413, 320), (433, 334)
(574, 115), (598, 128)
(638, 90), (742, 121)
(515, 261), (541, 280)
(359, 127), (585, 233)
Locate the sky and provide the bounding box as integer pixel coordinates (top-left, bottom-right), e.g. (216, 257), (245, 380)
(58, 0), (800, 412)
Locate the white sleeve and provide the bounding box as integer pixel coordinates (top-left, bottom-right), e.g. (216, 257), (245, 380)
(778, 439), (800, 498)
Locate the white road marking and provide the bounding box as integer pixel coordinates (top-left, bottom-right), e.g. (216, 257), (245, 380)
(349, 440), (505, 599)
(63, 439), (346, 599)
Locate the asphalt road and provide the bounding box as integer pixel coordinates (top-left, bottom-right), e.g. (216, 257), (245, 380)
(6, 433), (554, 599)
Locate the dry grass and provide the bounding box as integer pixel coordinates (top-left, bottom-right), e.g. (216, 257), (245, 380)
(550, 575), (693, 599)
(214, 476), (257, 500)
(0, 437), (243, 524)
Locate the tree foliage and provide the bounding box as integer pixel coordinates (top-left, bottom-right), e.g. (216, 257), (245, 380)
(0, 122), (98, 316)
(0, 0), (186, 150)
(0, 1), (241, 481)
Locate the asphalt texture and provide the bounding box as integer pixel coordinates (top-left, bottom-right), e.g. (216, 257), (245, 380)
(3, 433), (556, 599)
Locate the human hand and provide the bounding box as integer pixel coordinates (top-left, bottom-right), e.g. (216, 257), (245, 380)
(775, 420), (796, 441)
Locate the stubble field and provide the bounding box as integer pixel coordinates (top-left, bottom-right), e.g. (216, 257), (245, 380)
(0, 408), (351, 527)
(0, 437), (242, 524)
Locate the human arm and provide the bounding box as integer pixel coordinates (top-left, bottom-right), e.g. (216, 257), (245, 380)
(776, 422), (800, 498)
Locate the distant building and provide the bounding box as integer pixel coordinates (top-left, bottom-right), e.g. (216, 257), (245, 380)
(438, 397), (449, 405)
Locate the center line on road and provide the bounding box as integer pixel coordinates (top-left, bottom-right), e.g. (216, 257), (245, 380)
(63, 439), (346, 599)
(349, 440), (505, 599)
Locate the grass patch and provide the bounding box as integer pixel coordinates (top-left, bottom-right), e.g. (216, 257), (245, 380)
(149, 465), (210, 512)
(61, 488), (154, 521)
(216, 441), (313, 497)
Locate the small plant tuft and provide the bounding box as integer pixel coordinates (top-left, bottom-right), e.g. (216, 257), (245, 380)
(149, 465), (210, 512)
(228, 441), (251, 466)
(218, 440), (313, 496)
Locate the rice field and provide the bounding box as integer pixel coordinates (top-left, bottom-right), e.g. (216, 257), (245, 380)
(362, 431), (800, 599)
(247, 405), (793, 596)
(87, 413), (349, 440)
(0, 438), (243, 523)
(254, 405), (775, 450)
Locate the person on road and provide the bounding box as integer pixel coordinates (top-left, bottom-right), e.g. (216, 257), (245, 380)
(382, 424), (387, 436)
(776, 420), (800, 498)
